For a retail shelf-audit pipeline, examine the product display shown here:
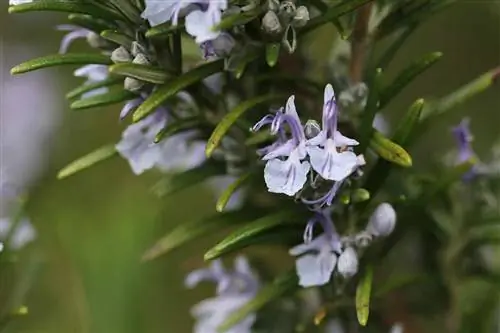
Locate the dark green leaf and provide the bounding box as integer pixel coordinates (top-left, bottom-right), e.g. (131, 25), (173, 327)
(204, 210), (303, 261)
(8, 1), (123, 21)
(206, 94), (286, 157)
(358, 68), (382, 150)
(145, 22), (184, 38)
(141, 209), (256, 261)
(57, 144), (117, 179)
(355, 266), (373, 326)
(100, 30), (133, 48)
(369, 131), (412, 168)
(68, 13), (117, 32)
(216, 173), (252, 213)
(154, 116), (202, 143)
(132, 60), (224, 122)
(109, 63), (168, 84)
(379, 52), (442, 109)
(11, 53), (111, 75)
(374, 26), (416, 71)
(217, 271), (298, 333)
(70, 90), (135, 110)
(66, 77), (122, 100)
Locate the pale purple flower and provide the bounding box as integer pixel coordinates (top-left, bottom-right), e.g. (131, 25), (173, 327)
(185, 1), (227, 44)
(289, 211), (342, 287)
(141, 0), (193, 26)
(73, 64), (109, 98)
(0, 217), (36, 250)
(255, 96), (310, 196)
(452, 118), (478, 180)
(186, 256), (259, 333)
(366, 202), (396, 237)
(306, 84), (364, 181)
(56, 25), (92, 54)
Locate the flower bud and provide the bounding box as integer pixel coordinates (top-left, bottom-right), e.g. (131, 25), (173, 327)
(337, 247), (358, 278)
(292, 6), (309, 27)
(262, 11), (282, 34)
(111, 46), (131, 63)
(304, 120), (321, 139)
(124, 77), (144, 92)
(279, 1), (296, 20)
(211, 33), (236, 57)
(366, 202), (396, 237)
(132, 53), (150, 65)
(86, 32), (107, 49)
(268, 0), (280, 11)
(131, 41), (147, 57)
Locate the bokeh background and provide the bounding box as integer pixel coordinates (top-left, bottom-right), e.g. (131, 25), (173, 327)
(0, 1), (499, 332)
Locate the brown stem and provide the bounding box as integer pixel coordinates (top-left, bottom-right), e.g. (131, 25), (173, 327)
(349, 2), (374, 84)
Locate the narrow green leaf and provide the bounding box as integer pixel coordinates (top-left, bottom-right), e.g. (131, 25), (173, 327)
(299, 0), (373, 35)
(57, 144), (117, 179)
(68, 13), (117, 32)
(66, 77), (122, 100)
(375, 26), (416, 71)
(132, 60), (224, 122)
(392, 98), (424, 144)
(153, 162), (224, 197)
(206, 94), (285, 158)
(265, 43), (280, 67)
(8, 1), (123, 21)
(379, 52), (443, 109)
(100, 30), (133, 48)
(216, 173), (251, 213)
(369, 131), (412, 168)
(70, 90), (135, 110)
(145, 22), (184, 38)
(213, 8), (262, 31)
(218, 271), (298, 333)
(355, 266), (373, 326)
(109, 63), (168, 84)
(141, 209), (256, 261)
(11, 53), (111, 75)
(154, 116), (202, 143)
(359, 68), (383, 150)
(204, 210), (302, 261)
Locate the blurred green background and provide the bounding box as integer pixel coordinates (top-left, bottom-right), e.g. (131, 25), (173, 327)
(1, 1), (499, 332)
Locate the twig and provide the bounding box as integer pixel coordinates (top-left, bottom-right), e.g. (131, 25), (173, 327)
(349, 2), (373, 83)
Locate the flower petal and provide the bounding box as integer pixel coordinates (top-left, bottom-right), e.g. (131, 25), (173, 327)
(295, 251), (337, 287)
(307, 142), (358, 181)
(264, 153), (310, 196)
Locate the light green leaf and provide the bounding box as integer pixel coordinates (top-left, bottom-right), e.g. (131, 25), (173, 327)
(213, 8), (262, 31)
(154, 116), (202, 143)
(216, 173), (252, 212)
(265, 43), (280, 67)
(392, 98), (424, 144)
(217, 271), (298, 333)
(206, 94), (285, 157)
(142, 209), (256, 261)
(204, 210), (302, 261)
(100, 30), (133, 48)
(109, 63), (168, 84)
(70, 90), (135, 110)
(369, 131), (412, 168)
(8, 1), (122, 21)
(355, 266), (373, 326)
(145, 22), (184, 38)
(152, 162), (224, 198)
(11, 53), (111, 75)
(57, 144), (117, 179)
(379, 52), (442, 109)
(132, 60), (224, 122)
(66, 77), (122, 100)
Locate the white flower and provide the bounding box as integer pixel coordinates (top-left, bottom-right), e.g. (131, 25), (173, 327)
(337, 247), (358, 278)
(366, 202), (397, 237)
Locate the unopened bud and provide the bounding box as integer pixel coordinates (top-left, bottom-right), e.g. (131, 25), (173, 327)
(304, 120), (321, 139)
(132, 53), (150, 65)
(352, 188), (370, 203)
(268, 0), (280, 11)
(282, 25), (297, 54)
(111, 46), (131, 63)
(262, 11), (282, 34)
(211, 33), (236, 57)
(337, 247), (358, 278)
(131, 41), (147, 57)
(292, 6), (309, 27)
(86, 32), (107, 49)
(124, 77), (144, 92)
(366, 202), (396, 237)
(279, 1), (296, 20)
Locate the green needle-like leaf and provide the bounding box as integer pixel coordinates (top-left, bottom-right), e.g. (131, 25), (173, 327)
(217, 271), (298, 333)
(100, 30), (133, 48)
(216, 173), (252, 212)
(70, 90), (135, 110)
(369, 131), (412, 168)
(379, 52), (443, 109)
(204, 210), (303, 261)
(392, 98), (425, 144)
(109, 63), (168, 84)
(8, 1), (123, 21)
(11, 53), (111, 75)
(265, 43), (280, 68)
(359, 68), (382, 150)
(68, 13), (117, 33)
(66, 77), (123, 100)
(145, 22), (184, 38)
(154, 116), (202, 143)
(206, 94), (285, 157)
(132, 60), (224, 122)
(355, 266), (373, 326)
(57, 144), (117, 179)
(142, 209), (257, 261)
(213, 7), (262, 31)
